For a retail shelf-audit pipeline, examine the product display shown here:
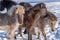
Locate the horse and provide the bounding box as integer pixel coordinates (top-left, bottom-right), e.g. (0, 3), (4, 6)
(0, 5), (25, 40)
(22, 3), (57, 40)
(30, 3), (57, 40)
(17, 2), (32, 37)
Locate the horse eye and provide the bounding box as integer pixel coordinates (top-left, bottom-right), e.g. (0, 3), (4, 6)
(16, 7), (17, 9)
(16, 8), (17, 9)
(42, 6), (46, 8)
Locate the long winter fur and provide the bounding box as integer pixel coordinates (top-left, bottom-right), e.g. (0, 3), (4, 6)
(23, 3), (57, 40)
(0, 5), (25, 40)
(18, 2), (32, 37)
(28, 3), (57, 40)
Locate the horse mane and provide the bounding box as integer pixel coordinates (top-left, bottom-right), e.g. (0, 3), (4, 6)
(7, 6), (16, 16)
(24, 3), (40, 19)
(0, 0), (17, 11)
(19, 2), (32, 11)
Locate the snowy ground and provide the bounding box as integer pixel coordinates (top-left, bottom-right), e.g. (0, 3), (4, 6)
(0, 2), (60, 40)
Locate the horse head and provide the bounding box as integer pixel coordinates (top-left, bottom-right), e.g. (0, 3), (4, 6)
(14, 5), (25, 25)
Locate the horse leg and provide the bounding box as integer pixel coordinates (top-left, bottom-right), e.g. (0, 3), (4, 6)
(51, 21), (57, 31)
(41, 29), (46, 40)
(7, 29), (15, 40)
(7, 23), (19, 40)
(18, 25), (23, 37)
(37, 28), (40, 39)
(40, 24), (46, 40)
(28, 33), (32, 40)
(27, 27), (34, 40)
(28, 30), (32, 40)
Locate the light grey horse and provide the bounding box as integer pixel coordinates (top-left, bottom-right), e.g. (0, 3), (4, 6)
(0, 5), (25, 40)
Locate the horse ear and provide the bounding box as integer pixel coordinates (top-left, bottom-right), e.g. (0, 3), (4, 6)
(39, 3), (46, 9)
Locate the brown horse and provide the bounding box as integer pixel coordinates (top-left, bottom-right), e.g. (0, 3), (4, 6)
(0, 5), (25, 40)
(22, 3), (57, 40)
(18, 2), (32, 37)
(23, 4), (42, 40)
(28, 3), (57, 40)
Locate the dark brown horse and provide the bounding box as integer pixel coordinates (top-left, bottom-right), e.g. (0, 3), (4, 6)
(18, 2), (57, 40)
(0, 5), (25, 40)
(18, 2), (32, 37)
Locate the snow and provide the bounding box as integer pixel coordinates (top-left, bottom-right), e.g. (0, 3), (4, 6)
(0, 2), (60, 40)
